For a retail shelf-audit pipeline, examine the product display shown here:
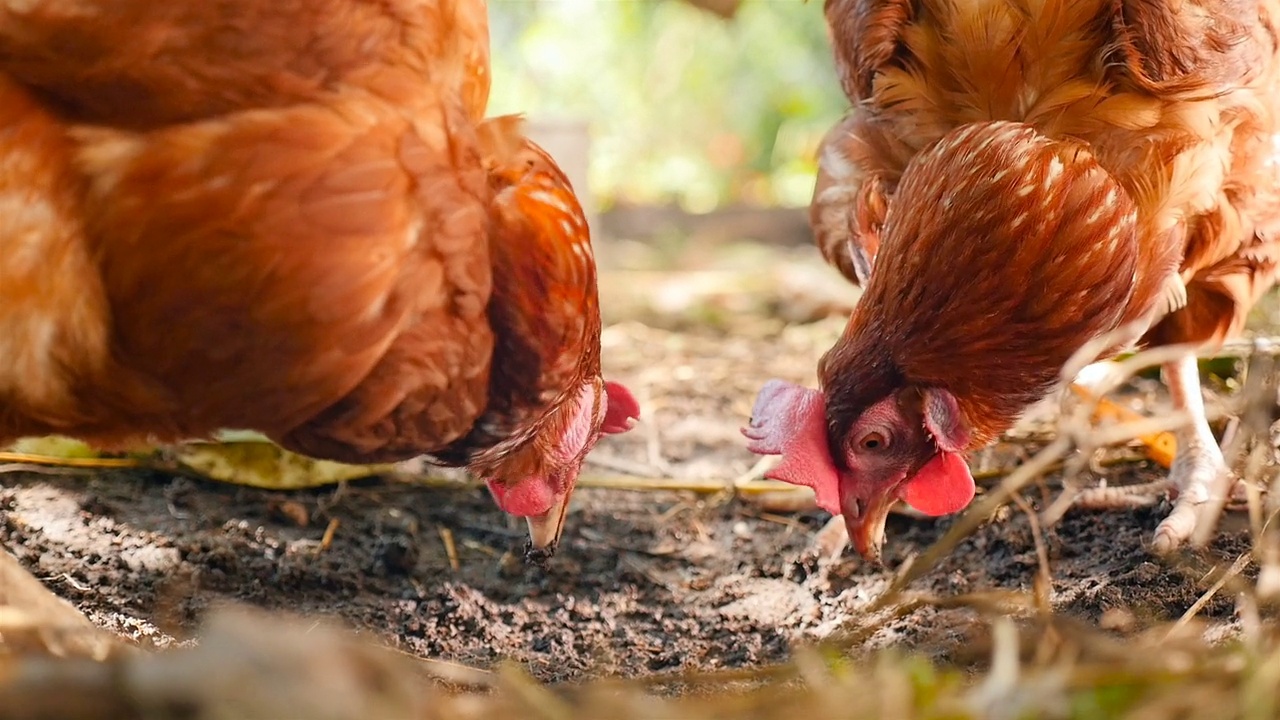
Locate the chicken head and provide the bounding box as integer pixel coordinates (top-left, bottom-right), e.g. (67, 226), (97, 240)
(743, 379), (974, 563)
(485, 379), (639, 556)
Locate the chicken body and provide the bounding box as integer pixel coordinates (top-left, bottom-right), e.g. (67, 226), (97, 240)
(0, 0), (638, 553)
(745, 0), (1280, 561)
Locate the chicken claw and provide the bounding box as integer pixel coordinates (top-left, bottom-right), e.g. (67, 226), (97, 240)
(1071, 479), (1171, 510)
(1150, 372), (1232, 555)
(1151, 354), (1239, 553)
(1096, 354), (1236, 553)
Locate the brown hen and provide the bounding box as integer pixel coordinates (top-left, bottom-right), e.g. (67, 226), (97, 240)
(0, 0), (639, 555)
(745, 0), (1280, 561)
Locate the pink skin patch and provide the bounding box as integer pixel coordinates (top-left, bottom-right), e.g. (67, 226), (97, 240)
(486, 380), (640, 517)
(741, 379), (973, 519)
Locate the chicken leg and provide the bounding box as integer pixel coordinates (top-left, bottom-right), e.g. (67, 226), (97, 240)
(1075, 353), (1235, 552)
(1151, 354), (1232, 551)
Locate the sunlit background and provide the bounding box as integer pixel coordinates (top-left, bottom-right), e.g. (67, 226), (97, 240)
(487, 0), (843, 214)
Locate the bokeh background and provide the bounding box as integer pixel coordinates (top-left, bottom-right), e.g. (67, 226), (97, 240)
(486, 0), (864, 328)
(489, 0), (841, 221)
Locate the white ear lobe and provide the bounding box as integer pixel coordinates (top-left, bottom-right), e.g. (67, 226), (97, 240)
(921, 387), (970, 452)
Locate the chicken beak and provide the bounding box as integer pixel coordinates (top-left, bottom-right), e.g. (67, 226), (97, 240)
(525, 492), (570, 553)
(844, 492), (895, 566)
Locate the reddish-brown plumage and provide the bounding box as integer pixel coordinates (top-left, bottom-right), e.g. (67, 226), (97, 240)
(748, 0), (1280, 561)
(0, 0), (638, 551)
(431, 116), (616, 484)
(0, 0), (490, 129)
(823, 121), (1171, 449)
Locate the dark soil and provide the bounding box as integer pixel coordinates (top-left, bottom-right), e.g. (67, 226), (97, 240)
(0, 315), (1257, 683)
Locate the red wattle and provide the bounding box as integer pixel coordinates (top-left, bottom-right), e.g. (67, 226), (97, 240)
(900, 451), (975, 516)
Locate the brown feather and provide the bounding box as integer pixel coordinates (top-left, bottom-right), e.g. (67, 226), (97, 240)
(431, 117), (607, 482)
(0, 0), (490, 128)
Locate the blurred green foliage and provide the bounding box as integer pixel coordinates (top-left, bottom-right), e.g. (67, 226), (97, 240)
(487, 0), (847, 211)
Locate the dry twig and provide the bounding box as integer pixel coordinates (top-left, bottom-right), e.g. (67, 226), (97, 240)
(438, 527), (460, 571)
(318, 518), (340, 553)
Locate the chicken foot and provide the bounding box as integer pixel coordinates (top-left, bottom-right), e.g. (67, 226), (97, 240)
(1074, 354), (1239, 553)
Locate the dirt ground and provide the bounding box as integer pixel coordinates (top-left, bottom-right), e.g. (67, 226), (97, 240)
(0, 247), (1266, 684)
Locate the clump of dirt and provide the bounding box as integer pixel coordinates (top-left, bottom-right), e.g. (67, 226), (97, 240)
(0, 320), (1254, 683)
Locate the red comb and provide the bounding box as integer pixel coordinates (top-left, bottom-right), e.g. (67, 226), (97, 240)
(741, 380), (842, 514)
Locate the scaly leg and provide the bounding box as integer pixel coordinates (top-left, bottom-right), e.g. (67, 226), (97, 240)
(1148, 353), (1233, 552)
(1071, 354), (1235, 550)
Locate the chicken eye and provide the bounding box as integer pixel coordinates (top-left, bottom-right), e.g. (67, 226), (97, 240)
(859, 432), (888, 451)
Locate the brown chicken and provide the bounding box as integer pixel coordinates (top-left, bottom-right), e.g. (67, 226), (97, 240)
(744, 0), (1280, 562)
(0, 0), (638, 555)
